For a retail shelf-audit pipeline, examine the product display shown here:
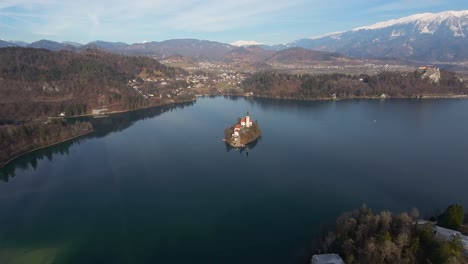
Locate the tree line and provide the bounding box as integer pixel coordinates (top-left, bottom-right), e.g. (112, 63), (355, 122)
(242, 70), (466, 99)
(0, 120), (92, 166)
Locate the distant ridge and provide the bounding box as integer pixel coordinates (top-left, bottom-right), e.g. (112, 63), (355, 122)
(286, 10), (468, 61)
(27, 39), (66, 51)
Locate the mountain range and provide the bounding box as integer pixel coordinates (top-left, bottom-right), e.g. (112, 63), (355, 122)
(287, 10), (468, 62)
(1, 10), (467, 62)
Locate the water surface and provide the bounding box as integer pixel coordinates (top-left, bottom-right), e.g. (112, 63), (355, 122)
(1, 97), (468, 263)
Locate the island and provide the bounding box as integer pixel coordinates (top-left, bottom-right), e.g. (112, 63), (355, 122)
(224, 112), (261, 148)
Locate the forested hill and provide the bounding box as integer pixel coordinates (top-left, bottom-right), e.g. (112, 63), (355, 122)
(242, 70), (467, 99)
(0, 48), (190, 121)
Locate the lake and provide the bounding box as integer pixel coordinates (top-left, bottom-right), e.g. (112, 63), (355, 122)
(1, 96), (468, 263)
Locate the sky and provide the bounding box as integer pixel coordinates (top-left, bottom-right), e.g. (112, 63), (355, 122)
(1, 0), (468, 45)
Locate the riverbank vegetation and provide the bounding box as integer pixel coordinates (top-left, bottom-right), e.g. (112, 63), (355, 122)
(0, 102), (194, 176)
(0, 120), (92, 167)
(243, 69), (466, 100)
(317, 204), (468, 264)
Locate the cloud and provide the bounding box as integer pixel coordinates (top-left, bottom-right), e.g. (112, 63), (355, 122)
(161, 0), (305, 32)
(0, 0), (309, 39)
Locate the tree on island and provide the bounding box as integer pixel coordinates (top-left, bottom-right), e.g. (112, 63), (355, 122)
(438, 204), (464, 230)
(224, 126), (233, 143)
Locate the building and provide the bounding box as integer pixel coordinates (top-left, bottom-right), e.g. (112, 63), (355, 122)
(240, 112), (253, 128)
(433, 226), (468, 253)
(418, 220), (468, 253)
(311, 254), (345, 264)
(231, 112), (254, 139)
(233, 124), (241, 137)
(231, 112), (254, 138)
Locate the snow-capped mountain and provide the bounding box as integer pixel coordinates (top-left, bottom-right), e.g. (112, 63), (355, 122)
(288, 10), (468, 62)
(230, 40), (265, 47)
(353, 10), (468, 35)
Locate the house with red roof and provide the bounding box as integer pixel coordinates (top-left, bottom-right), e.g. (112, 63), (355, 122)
(233, 124), (242, 137)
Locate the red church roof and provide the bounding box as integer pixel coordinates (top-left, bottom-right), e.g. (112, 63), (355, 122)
(235, 124), (242, 129)
(241, 117), (246, 123)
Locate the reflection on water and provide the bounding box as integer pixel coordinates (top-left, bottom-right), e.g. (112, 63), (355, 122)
(0, 138), (81, 182)
(0, 102), (194, 181)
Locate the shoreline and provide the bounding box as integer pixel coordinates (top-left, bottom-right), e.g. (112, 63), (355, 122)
(195, 93), (468, 101)
(0, 129), (94, 168)
(227, 136), (261, 148)
(0, 99), (196, 169)
(97, 98), (196, 116)
(226, 136), (261, 148)
(68, 98), (197, 119)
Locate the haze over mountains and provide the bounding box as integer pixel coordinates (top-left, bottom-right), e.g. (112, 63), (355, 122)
(1, 10), (468, 63)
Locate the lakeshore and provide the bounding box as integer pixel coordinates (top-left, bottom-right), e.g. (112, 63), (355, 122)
(275, 94), (468, 101)
(196, 92), (468, 102)
(0, 129), (94, 168)
(0, 98), (196, 169)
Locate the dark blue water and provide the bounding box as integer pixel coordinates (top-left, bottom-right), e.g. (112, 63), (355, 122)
(1, 97), (468, 263)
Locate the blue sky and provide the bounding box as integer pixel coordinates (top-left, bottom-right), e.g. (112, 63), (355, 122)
(1, 0), (468, 45)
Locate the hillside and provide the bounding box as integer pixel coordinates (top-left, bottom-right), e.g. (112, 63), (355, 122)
(224, 46), (276, 64)
(0, 47), (191, 121)
(265, 47), (348, 64)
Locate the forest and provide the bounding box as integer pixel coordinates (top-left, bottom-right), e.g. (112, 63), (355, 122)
(0, 47), (190, 121)
(0, 120), (92, 167)
(242, 70), (467, 99)
(318, 204), (468, 264)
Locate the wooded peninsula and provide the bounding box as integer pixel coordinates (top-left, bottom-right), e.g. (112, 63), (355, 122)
(242, 67), (467, 100)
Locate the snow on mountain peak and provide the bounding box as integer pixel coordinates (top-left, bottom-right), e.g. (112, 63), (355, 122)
(352, 10), (468, 36)
(230, 40), (264, 47)
(308, 31), (344, 40)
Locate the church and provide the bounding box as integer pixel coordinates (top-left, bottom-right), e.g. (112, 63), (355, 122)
(240, 112), (252, 128)
(232, 112), (253, 138)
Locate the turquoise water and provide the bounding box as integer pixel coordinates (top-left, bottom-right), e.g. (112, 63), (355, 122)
(1, 97), (468, 263)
